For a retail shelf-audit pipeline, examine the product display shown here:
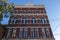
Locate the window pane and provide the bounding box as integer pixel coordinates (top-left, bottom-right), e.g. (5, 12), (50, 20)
(21, 18), (27, 24)
(12, 17), (18, 24)
(46, 28), (50, 37)
(30, 28), (34, 39)
(7, 29), (12, 38)
(42, 28), (46, 38)
(14, 10), (17, 14)
(24, 28), (27, 39)
(40, 18), (46, 24)
(31, 18), (36, 24)
(12, 29), (16, 38)
(35, 28), (39, 38)
(19, 28), (23, 39)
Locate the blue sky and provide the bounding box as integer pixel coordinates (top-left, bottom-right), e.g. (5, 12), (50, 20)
(2, 0), (60, 40)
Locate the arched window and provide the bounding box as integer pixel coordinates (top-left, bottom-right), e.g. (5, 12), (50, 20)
(21, 18), (27, 24)
(31, 18), (36, 24)
(40, 17), (46, 24)
(12, 17), (18, 24)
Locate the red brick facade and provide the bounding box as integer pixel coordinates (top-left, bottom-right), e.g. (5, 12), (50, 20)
(2, 5), (55, 40)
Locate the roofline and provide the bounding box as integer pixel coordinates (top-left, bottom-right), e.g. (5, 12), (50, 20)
(15, 5), (45, 8)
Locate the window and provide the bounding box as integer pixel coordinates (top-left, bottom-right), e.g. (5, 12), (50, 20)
(14, 10), (17, 14)
(21, 18), (27, 24)
(19, 28), (23, 39)
(30, 28), (34, 39)
(12, 17), (18, 24)
(36, 10), (40, 13)
(41, 10), (43, 13)
(46, 28), (50, 37)
(31, 18), (36, 24)
(7, 29), (12, 38)
(35, 28), (39, 38)
(40, 17), (46, 24)
(27, 10), (32, 13)
(42, 28), (46, 38)
(24, 28), (27, 39)
(33, 10), (36, 13)
(20, 10), (22, 13)
(22, 10), (25, 13)
(18, 10), (20, 13)
(12, 29), (16, 38)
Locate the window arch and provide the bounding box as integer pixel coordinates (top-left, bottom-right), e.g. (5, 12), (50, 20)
(40, 17), (46, 24)
(12, 17), (18, 24)
(31, 18), (36, 24)
(21, 18), (27, 24)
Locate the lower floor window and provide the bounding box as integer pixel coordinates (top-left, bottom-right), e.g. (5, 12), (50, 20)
(35, 29), (39, 38)
(42, 28), (46, 38)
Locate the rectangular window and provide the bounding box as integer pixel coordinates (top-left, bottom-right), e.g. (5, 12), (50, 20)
(19, 28), (23, 39)
(35, 28), (39, 38)
(42, 28), (46, 38)
(7, 29), (12, 38)
(12, 29), (16, 38)
(30, 28), (34, 39)
(24, 28), (27, 39)
(46, 28), (50, 37)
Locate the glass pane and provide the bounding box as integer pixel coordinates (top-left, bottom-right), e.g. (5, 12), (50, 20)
(24, 28), (27, 39)
(31, 18), (36, 24)
(42, 28), (46, 38)
(35, 29), (39, 38)
(46, 28), (50, 37)
(7, 29), (12, 38)
(30, 28), (34, 39)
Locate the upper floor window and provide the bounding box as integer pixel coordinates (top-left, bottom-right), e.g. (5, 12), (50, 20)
(35, 28), (39, 38)
(42, 28), (46, 38)
(21, 18), (27, 24)
(30, 28), (34, 39)
(18, 10), (20, 13)
(12, 17), (18, 24)
(46, 28), (50, 37)
(41, 10), (44, 13)
(14, 10), (17, 14)
(40, 17), (46, 24)
(31, 18), (36, 24)
(24, 28), (27, 39)
(27, 10), (32, 13)
(19, 28), (23, 39)
(36, 10), (40, 13)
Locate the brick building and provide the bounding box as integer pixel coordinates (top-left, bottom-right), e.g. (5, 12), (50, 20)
(2, 4), (55, 40)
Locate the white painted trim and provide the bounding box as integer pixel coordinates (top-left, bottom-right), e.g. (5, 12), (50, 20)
(15, 5), (45, 8)
(12, 13), (46, 15)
